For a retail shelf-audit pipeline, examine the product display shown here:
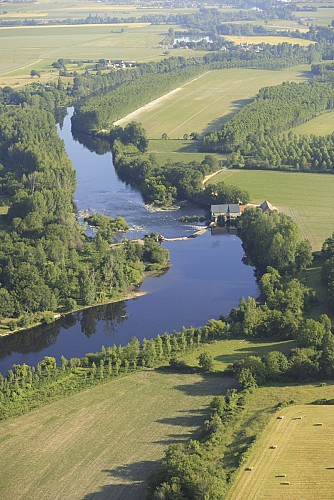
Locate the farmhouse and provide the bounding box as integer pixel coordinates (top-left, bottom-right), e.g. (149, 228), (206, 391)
(210, 203), (241, 222)
(210, 200), (278, 222)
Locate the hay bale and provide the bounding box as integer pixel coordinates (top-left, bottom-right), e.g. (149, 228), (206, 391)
(276, 474), (286, 478)
(245, 467), (254, 471)
(281, 482), (290, 485)
(293, 416), (303, 420)
(326, 467), (334, 470)
(277, 416), (284, 420)
(270, 445), (278, 449)
(314, 423), (323, 426)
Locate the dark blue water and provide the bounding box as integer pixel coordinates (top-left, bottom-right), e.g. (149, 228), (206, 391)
(0, 109), (257, 373)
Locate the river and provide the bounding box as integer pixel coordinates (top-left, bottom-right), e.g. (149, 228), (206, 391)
(0, 108), (257, 374)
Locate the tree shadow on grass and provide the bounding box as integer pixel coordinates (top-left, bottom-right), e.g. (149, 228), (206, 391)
(172, 374), (236, 398)
(215, 340), (295, 366)
(83, 461), (158, 500)
(203, 97), (254, 134)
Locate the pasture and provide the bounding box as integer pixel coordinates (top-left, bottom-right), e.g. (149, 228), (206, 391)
(223, 35), (315, 46)
(117, 66), (309, 138)
(181, 338), (295, 373)
(0, 23), (206, 87)
(229, 405), (334, 500)
(0, 370), (232, 500)
(291, 110), (334, 136)
(207, 169), (334, 250)
(292, 7), (334, 26)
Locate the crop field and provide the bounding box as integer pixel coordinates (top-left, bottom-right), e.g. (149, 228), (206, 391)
(0, 370), (232, 500)
(0, 23), (206, 87)
(229, 405), (334, 500)
(207, 169), (334, 250)
(0, 0), (197, 21)
(223, 35), (315, 46)
(291, 110), (334, 136)
(117, 66), (309, 139)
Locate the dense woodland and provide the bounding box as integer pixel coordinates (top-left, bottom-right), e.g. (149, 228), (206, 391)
(202, 81), (334, 171)
(0, 105), (169, 328)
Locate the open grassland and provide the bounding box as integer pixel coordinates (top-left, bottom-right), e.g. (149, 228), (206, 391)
(223, 35), (315, 46)
(302, 256), (333, 319)
(0, 23), (206, 87)
(181, 338), (295, 372)
(0, 370), (232, 500)
(147, 139), (226, 165)
(291, 110), (334, 136)
(207, 170), (334, 250)
(229, 405), (334, 500)
(117, 67), (309, 139)
(293, 7), (334, 26)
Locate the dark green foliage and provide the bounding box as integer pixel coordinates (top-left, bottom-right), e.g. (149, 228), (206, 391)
(321, 234), (334, 307)
(85, 214), (128, 242)
(238, 208), (313, 274)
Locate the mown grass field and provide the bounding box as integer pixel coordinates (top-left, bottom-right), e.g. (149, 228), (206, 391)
(0, 23), (207, 87)
(118, 66), (309, 139)
(223, 35), (315, 46)
(147, 138), (226, 165)
(291, 110), (334, 136)
(0, 370), (233, 500)
(207, 169), (334, 250)
(292, 7), (334, 26)
(181, 338), (296, 372)
(229, 404), (334, 500)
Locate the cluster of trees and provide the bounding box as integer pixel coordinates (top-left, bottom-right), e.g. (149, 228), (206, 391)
(312, 62), (334, 81)
(238, 208), (312, 274)
(111, 131), (249, 207)
(202, 81), (334, 154)
(0, 105), (169, 325)
(72, 65), (205, 132)
(0, 319), (228, 420)
(202, 79), (334, 171)
(322, 234), (334, 308)
(148, 387), (247, 499)
(233, 314), (334, 387)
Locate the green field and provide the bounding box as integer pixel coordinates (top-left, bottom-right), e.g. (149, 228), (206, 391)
(0, 23), (206, 87)
(293, 7), (334, 26)
(291, 110), (334, 136)
(207, 169), (334, 250)
(117, 67), (309, 139)
(181, 338), (296, 372)
(147, 138), (226, 165)
(0, 370), (232, 499)
(229, 405), (334, 500)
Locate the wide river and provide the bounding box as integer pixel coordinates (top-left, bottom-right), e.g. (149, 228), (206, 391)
(0, 109), (257, 373)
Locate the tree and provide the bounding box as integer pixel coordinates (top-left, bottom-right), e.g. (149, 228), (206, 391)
(198, 352), (214, 372)
(30, 70), (41, 78)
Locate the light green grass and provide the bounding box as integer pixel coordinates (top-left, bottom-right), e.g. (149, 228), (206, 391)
(290, 110), (334, 136)
(117, 67), (309, 139)
(223, 35), (315, 46)
(293, 7), (334, 26)
(229, 404), (334, 500)
(147, 139), (226, 165)
(0, 23), (207, 87)
(181, 338), (296, 372)
(0, 370), (232, 499)
(207, 169), (334, 250)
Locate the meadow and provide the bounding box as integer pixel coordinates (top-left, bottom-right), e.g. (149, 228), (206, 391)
(291, 110), (334, 136)
(223, 35), (315, 46)
(0, 370), (232, 500)
(229, 404), (334, 500)
(292, 7), (334, 26)
(117, 66), (309, 139)
(207, 169), (334, 250)
(0, 23), (206, 87)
